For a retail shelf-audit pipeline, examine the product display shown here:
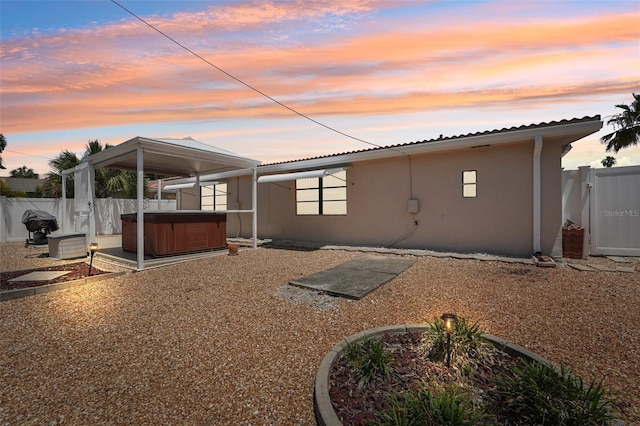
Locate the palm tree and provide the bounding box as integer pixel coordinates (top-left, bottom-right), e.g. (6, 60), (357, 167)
(82, 140), (146, 198)
(41, 140), (149, 198)
(601, 93), (640, 153)
(41, 150), (80, 198)
(10, 165), (39, 179)
(0, 134), (6, 169)
(601, 156), (616, 168)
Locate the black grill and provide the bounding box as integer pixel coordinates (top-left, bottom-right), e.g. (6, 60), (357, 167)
(21, 210), (59, 245)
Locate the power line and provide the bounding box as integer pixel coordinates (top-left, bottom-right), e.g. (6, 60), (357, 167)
(5, 149), (53, 161)
(109, 0), (389, 151)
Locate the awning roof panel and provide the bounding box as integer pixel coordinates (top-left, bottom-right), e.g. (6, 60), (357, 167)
(83, 136), (260, 176)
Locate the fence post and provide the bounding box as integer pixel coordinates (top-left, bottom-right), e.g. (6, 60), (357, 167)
(0, 196), (6, 243)
(578, 166), (591, 257)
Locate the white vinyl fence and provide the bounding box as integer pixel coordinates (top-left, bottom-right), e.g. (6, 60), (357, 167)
(0, 197), (176, 243)
(562, 165), (640, 257)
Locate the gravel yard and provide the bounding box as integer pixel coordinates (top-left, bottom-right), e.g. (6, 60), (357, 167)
(1, 242), (639, 425)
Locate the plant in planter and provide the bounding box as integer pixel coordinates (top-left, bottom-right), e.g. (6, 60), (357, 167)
(344, 336), (393, 382)
(324, 318), (622, 426)
(495, 361), (619, 425)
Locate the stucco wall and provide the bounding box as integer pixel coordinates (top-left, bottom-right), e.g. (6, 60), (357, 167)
(222, 137), (571, 257)
(539, 138), (568, 257)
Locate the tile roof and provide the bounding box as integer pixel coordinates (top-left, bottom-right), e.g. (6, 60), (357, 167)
(259, 115), (601, 168)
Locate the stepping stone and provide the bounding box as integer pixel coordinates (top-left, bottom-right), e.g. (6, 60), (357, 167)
(588, 264), (616, 272)
(9, 271), (71, 282)
(567, 264), (595, 271)
(615, 267), (636, 273)
(290, 255), (416, 300)
(606, 256), (631, 263)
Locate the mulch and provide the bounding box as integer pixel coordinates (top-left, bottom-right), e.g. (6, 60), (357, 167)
(1, 263), (107, 291)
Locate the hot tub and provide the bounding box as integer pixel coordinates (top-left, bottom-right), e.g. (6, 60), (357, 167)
(121, 211), (226, 256)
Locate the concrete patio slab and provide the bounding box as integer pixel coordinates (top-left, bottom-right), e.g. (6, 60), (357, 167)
(289, 255), (416, 300)
(8, 271), (70, 282)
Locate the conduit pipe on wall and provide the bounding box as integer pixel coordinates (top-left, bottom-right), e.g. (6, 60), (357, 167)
(533, 135), (543, 254)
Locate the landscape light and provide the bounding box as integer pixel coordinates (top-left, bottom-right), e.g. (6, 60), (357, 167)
(440, 313), (457, 368)
(88, 242), (98, 276)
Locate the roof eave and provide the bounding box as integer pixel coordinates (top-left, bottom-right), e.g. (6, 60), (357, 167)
(258, 117), (603, 173)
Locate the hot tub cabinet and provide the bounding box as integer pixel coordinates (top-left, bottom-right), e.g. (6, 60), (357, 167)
(121, 211), (226, 256)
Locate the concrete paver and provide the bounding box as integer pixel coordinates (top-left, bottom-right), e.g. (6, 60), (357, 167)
(607, 256), (632, 263)
(588, 264), (616, 272)
(8, 271), (70, 282)
(567, 264), (596, 272)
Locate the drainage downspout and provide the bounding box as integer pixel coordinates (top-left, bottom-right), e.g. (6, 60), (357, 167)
(533, 135), (543, 254)
(252, 167), (258, 248)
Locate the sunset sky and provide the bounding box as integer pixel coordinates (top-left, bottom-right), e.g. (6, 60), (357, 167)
(1, 0), (639, 177)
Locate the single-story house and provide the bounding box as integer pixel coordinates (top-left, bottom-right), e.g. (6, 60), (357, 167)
(177, 115), (602, 258)
(0, 177), (45, 196)
(65, 115), (601, 266)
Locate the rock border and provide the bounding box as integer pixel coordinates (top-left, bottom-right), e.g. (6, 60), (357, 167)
(1, 271), (127, 302)
(313, 324), (557, 426)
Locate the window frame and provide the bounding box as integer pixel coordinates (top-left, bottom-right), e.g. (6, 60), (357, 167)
(201, 182), (228, 211)
(462, 170), (477, 198)
(296, 171), (347, 216)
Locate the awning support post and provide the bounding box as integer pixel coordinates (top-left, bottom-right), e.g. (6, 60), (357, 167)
(136, 146), (145, 270)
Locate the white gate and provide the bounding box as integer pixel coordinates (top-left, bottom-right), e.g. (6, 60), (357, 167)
(563, 165), (640, 257)
(590, 166), (640, 256)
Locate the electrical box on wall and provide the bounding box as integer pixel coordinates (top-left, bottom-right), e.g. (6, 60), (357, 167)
(408, 199), (419, 214)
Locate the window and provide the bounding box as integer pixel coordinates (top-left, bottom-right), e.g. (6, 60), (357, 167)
(296, 170), (347, 215)
(201, 182), (228, 210)
(462, 170), (477, 198)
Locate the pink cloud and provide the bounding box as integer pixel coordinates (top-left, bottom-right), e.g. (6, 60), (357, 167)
(1, 4), (638, 135)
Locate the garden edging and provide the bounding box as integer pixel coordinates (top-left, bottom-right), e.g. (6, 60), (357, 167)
(1, 271), (127, 302)
(313, 324), (558, 426)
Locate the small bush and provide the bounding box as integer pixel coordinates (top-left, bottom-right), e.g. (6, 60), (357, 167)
(344, 336), (393, 382)
(423, 316), (488, 366)
(378, 385), (486, 426)
(495, 360), (619, 425)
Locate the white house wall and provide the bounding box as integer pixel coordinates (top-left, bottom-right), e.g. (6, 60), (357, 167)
(226, 137), (568, 257)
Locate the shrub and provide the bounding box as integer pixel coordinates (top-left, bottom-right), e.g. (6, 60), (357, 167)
(495, 360), (619, 425)
(423, 316), (488, 369)
(344, 336), (393, 382)
(378, 385), (487, 426)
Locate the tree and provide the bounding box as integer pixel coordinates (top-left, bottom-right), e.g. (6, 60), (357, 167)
(40, 140), (147, 198)
(10, 165), (39, 179)
(601, 156), (616, 168)
(0, 134), (6, 169)
(83, 140), (146, 198)
(600, 93), (640, 165)
(40, 150), (80, 198)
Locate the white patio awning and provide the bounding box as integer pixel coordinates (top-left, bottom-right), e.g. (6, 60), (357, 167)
(257, 167), (347, 184)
